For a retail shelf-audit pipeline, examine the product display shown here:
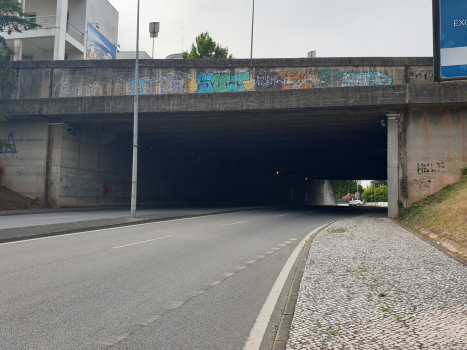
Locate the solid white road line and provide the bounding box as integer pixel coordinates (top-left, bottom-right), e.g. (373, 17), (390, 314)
(243, 222), (330, 350)
(113, 235), (173, 249)
(221, 220), (250, 227)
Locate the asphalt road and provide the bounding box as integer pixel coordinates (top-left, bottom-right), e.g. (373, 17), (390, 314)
(0, 208), (374, 349)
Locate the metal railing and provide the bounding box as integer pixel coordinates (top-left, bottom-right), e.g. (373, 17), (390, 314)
(24, 15), (85, 45)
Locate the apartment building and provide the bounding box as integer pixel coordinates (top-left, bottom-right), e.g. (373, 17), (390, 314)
(5, 0), (119, 60)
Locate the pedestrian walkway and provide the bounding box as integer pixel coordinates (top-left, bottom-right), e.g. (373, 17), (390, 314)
(287, 218), (467, 350)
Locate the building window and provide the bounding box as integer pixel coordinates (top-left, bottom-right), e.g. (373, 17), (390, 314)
(65, 53), (69, 60)
(26, 14), (36, 23)
(22, 55), (33, 61)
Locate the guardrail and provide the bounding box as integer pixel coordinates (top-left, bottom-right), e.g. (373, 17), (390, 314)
(24, 16), (85, 45)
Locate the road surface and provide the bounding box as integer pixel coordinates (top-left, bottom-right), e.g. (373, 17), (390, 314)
(0, 208), (366, 349)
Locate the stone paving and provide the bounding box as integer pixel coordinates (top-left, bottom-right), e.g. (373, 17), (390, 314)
(287, 218), (467, 350)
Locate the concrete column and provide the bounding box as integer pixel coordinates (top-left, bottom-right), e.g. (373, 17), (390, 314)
(46, 124), (65, 207)
(13, 39), (22, 61)
(54, 0), (68, 60)
(387, 117), (399, 218)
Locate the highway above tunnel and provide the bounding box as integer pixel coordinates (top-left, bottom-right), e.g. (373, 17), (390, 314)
(0, 207), (386, 350)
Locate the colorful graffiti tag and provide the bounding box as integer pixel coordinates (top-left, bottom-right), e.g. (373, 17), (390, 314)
(56, 67), (397, 98)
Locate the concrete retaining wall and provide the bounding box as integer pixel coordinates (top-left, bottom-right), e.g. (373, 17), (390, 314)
(404, 107), (467, 205)
(0, 120), (48, 201)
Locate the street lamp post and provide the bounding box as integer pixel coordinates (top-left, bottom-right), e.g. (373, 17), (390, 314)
(250, 0), (254, 59)
(130, 0), (141, 219)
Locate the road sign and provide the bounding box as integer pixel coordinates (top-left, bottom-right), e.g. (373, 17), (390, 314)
(433, 0), (467, 81)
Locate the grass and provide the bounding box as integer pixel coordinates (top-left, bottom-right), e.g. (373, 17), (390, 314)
(380, 307), (391, 312)
(378, 293), (387, 298)
(330, 227), (346, 233)
(397, 177), (467, 258)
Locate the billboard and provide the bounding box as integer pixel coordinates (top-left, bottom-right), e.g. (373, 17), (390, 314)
(86, 23), (116, 60)
(433, 0), (467, 80)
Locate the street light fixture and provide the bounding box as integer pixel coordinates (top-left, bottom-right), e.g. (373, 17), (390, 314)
(130, 0), (141, 219)
(149, 22), (160, 59)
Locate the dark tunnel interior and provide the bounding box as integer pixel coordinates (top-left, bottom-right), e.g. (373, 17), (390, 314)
(81, 110), (388, 206)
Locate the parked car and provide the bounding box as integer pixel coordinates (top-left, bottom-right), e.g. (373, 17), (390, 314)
(349, 199), (363, 207)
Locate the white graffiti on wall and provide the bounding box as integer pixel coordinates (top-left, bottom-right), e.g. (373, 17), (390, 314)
(340, 71), (394, 87)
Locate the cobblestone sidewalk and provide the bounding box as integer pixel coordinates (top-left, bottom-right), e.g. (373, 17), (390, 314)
(287, 218), (467, 350)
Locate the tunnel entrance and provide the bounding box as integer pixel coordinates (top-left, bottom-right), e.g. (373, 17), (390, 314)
(91, 110), (389, 206)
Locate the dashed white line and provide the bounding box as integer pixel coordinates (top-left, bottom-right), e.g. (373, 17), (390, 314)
(221, 220), (250, 227)
(264, 251), (274, 254)
(284, 241), (293, 244)
(210, 281), (221, 286)
(113, 235), (173, 249)
(245, 260), (258, 265)
(278, 244), (287, 247)
(255, 255), (266, 259)
(289, 238), (298, 241)
(271, 247), (280, 251)
(223, 272), (235, 278)
(235, 266), (248, 270)
(274, 214), (291, 218)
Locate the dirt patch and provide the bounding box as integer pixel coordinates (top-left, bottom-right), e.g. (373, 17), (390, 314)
(0, 186), (46, 211)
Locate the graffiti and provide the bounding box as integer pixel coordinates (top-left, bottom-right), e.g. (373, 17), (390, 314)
(61, 184), (77, 196)
(417, 162), (445, 174)
(196, 72), (251, 93)
(340, 71), (394, 87)
(0, 132), (17, 154)
(408, 68), (434, 84)
(410, 177), (433, 189)
(55, 67), (397, 98)
(255, 74), (284, 90)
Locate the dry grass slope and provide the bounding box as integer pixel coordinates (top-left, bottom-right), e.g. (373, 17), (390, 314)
(397, 179), (467, 260)
(0, 186), (45, 211)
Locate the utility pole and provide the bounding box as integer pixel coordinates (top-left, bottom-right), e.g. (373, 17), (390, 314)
(250, 0), (254, 59)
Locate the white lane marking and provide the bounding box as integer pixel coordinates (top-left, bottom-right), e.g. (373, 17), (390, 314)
(221, 220), (250, 227)
(27, 215), (76, 221)
(235, 266), (247, 270)
(274, 214), (291, 218)
(245, 260), (258, 265)
(210, 281), (221, 286)
(284, 241), (293, 244)
(243, 222), (330, 350)
(167, 301), (184, 310)
(113, 235), (173, 249)
(255, 255), (266, 259)
(188, 290), (205, 297)
(0, 210), (259, 246)
(264, 251), (274, 254)
(271, 247), (280, 250)
(278, 244), (287, 247)
(223, 272), (235, 278)
(289, 238), (298, 241)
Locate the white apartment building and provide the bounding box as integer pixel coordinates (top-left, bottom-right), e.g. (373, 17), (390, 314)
(6, 0), (119, 61)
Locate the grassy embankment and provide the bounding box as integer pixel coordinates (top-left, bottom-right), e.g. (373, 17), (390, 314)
(397, 176), (467, 260)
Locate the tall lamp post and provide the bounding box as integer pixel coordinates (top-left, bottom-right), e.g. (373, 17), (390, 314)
(250, 0), (254, 59)
(149, 22), (160, 58)
(130, 0), (141, 219)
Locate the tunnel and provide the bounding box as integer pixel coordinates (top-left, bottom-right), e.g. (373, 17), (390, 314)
(68, 108), (389, 206)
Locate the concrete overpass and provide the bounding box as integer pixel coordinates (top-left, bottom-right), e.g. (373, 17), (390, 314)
(1, 57), (465, 217)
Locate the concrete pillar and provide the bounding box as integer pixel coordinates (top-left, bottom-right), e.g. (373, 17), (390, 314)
(387, 117), (399, 217)
(13, 39), (22, 61)
(46, 124), (65, 207)
(54, 0), (68, 60)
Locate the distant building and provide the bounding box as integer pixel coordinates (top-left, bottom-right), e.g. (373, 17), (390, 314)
(166, 53), (184, 59)
(117, 51), (152, 60)
(5, 0), (119, 61)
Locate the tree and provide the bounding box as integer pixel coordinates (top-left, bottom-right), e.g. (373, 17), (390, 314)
(361, 183), (388, 202)
(0, 0), (39, 150)
(330, 180), (364, 199)
(183, 31), (233, 59)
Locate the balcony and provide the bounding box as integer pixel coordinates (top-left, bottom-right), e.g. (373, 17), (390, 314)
(24, 15), (85, 45)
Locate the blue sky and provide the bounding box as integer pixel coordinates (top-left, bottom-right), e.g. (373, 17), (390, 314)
(109, 0), (433, 59)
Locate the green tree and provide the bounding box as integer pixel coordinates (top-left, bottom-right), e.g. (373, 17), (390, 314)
(183, 31), (233, 59)
(361, 183), (388, 202)
(0, 0), (39, 149)
(330, 180), (364, 199)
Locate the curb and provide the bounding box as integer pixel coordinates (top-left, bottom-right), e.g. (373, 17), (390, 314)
(391, 219), (467, 267)
(0, 207), (270, 244)
(272, 223), (332, 349)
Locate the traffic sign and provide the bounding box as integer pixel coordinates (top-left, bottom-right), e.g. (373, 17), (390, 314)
(433, 0), (467, 80)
